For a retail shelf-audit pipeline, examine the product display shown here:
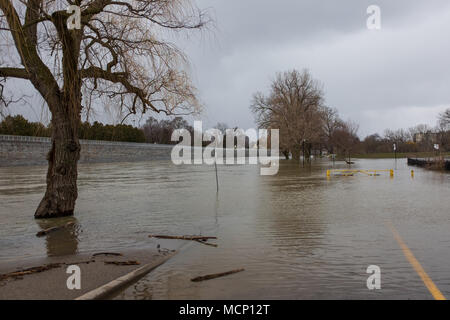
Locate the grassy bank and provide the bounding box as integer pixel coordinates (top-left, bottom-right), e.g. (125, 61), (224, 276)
(351, 152), (450, 159)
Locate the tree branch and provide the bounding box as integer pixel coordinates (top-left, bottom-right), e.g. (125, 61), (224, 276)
(0, 67), (30, 80)
(0, 0), (61, 111)
(24, 0), (42, 46)
(82, 0), (112, 20)
(81, 66), (160, 113)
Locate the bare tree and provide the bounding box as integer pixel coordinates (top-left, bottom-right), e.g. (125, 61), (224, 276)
(332, 120), (359, 162)
(436, 109), (450, 151)
(439, 108), (450, 130)
(250, 69), (324, 161)
(0, 0), (209, 218)
(214, 122), (228, 134)
(384, 128), (411, 146)
(320, 106), (342, 154)
(142, 116), (192, 144)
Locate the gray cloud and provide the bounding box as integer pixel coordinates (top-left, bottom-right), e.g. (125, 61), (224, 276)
(184, 0), (450, 137)
(5, 1), (450, 138)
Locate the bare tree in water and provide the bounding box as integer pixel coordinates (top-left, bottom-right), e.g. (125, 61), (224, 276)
(250, 69), (324, 161)
(439, 109), (450, 130)
(0, 0), (208, 218)
(332, 120), (360, 163)
(320, 106), (342, 155)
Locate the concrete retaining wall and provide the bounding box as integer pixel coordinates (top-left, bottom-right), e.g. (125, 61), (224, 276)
(0, 135), (270, 167)
(0, 135), (173, 167)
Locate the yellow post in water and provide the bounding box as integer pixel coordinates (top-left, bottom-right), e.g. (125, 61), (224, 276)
(411, 170), (414, 178)
(326, 170), (330, 177)
(390, 169), (394, 178)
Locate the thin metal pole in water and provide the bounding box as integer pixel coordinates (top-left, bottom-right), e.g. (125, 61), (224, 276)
(393, 143), (397, 160)
(393, 143), (397, 169)
(302, 140), (305, 167)
(214, 143), (219, 193)
(214, 160), (219, 193)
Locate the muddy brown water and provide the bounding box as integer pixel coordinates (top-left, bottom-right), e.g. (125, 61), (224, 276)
(1, 159), (449, 299)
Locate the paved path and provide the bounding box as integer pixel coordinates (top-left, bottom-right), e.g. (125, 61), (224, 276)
(0, 248), (175, 300)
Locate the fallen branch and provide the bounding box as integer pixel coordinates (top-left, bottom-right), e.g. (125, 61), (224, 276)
(104, 261), (140, 266)
(36, 222), (75, 237)
(0, 260), (95, 282)
(194, 239), (218, 247)
(92, 252), (123, 257)
(70, 259), (96, 265)
(149, 235), (217, 241)
(191, 268), (245, 282)
(0, 263), (63, 281)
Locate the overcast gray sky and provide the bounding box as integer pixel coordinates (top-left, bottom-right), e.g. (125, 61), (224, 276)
(6, 0), (450, 138)
(178, 0), (450, 137)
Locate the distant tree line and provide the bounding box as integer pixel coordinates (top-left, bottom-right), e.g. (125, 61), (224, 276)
(2, 107), (449, 153)
(251, 69), (450, 160)
(360, 120), (450, 154)
(142, 117), (193, 145)
(0, 115), (145, 143)
(142, 117), (251, 148)
(79, 121), (145, 143)
(0, 115), (51, 137)
(251, 69), (361, 160)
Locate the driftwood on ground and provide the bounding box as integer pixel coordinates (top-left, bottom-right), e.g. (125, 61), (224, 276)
(92, 252), (123, 257)
(0, 259), (97, 282)
(191, 268), (245, 282)
(0, 263), (63, 281)
(104, 261), (140, 266)
(194, 239), (218, 247)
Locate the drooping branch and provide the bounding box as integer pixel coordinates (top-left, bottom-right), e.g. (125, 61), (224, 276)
(0, 0), (61, 111)
(81, 66), (169, 114)
(82, 0), (112, 20)
(1, 0), (207, 121)
(0, 0), (209, 220)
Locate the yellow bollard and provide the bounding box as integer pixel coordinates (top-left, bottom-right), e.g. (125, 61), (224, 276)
(326, 170), (330, 177)
(390, 169), (394, 178)
(411, 170), (414, 178)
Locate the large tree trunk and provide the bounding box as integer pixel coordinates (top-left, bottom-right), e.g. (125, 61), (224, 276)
(34, 16), (83, 219)
(35, 107), (81, 219)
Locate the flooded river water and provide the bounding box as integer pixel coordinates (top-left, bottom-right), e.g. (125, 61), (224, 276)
(1, 159), (449, 299)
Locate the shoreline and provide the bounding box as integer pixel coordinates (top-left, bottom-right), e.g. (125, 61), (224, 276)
(0, 247), (176, 300)
(352, 152), (450, 159)
(407, 157), (450, 171)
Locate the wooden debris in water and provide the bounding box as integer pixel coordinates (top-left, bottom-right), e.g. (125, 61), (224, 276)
(191, 268), (245, 282)
(0, 259), (95, 282)
(92, 252), (123, 257)
(104, 261), (140, 266)
(71, 259), (96, 265)
(149, 234), (218, 247)
(36, 222), (75, 237)
(0, 263), (63, 281)
(149, 235), (217, 241)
